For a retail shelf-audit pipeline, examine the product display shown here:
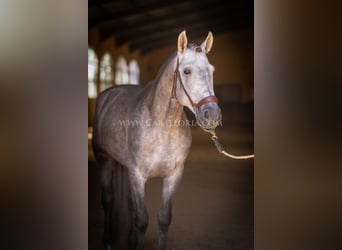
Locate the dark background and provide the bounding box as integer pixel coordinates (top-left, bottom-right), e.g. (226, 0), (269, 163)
(0, 0), (341, 250)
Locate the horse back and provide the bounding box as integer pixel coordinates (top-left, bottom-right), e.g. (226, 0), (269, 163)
(95, 85), (143, 116)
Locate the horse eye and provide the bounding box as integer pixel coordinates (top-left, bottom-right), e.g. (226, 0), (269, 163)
(183, 68), (191, 75)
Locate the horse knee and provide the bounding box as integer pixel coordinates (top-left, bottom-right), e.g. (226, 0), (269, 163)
(158, 208), (172, 231)
(135, 209), (149, 232)
(102, 190), (113, 204)
(101, 170), (113, 204)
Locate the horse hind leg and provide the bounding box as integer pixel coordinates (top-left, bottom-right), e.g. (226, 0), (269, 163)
(99, 157), (115, 250)
(128, 171), (148, 250)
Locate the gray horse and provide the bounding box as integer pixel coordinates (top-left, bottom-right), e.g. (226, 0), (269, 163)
(92, 30), (222, 250)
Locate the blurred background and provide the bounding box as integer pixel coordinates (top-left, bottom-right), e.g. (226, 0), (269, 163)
(0, 1), (340, 250)
(88, 0), (254, 249)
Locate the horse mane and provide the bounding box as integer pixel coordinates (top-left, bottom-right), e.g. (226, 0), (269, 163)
(153, 51), (177, 84)
(187, 43), (202, 52)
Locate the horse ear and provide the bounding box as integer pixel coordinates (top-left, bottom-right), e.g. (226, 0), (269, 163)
(201, 31), (213, 53)
(177, 30), (188, 53)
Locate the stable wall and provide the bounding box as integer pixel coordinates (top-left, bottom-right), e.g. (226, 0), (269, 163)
(88, 28), (253, 125)
(89, 27), (253, 101)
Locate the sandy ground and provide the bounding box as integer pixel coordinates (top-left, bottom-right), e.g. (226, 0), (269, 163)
(89, 122), (253, 250)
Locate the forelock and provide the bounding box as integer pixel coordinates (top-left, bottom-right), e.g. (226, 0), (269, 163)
(187, 43), (202, 53)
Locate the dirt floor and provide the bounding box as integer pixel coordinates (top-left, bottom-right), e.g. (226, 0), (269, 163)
(89, 121), (254, 250)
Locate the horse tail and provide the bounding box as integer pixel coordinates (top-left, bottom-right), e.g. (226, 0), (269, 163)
(112, 162), (132, 249)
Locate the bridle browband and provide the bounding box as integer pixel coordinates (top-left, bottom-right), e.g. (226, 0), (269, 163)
(172, 58), (218, 109)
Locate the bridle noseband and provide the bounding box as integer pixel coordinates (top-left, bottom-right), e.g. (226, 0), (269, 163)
(172, 59), (218, 109)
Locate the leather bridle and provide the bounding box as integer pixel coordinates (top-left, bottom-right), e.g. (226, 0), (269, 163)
(172, 59), (218, 109)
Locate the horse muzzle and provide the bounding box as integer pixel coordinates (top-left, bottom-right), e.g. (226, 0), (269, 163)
(195, 101), (222, 131)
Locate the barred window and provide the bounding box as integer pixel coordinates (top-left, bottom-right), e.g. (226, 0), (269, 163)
(115, 56), (129, 85)
(88, 48), (98, 98)
(99, 53), (114, 92)
(129, 60), (140, 85)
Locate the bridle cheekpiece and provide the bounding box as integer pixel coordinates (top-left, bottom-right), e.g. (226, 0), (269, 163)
(171, 58), (218, 109)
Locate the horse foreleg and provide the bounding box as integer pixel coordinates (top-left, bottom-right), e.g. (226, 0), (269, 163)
(100, 159), (114, 250)
(128, 172), (148, 250)
(158, 166), (184, 250)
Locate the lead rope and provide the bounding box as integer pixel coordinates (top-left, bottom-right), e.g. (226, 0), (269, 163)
(209, 130), (254, 160)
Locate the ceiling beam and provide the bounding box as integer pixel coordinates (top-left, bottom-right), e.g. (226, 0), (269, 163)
(89, 0), (186, 28)
(96, 0), (225, 30)
(88, 0), (253, 54)
(129, 20), (229, 51)
(115, 5), (251, 47)
(125, 11), (252, 50)
(139, 19), (251, 55)
(99, 1), (250, 43)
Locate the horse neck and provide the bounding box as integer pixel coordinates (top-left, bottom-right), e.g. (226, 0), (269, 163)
(149, 58), (184, 122)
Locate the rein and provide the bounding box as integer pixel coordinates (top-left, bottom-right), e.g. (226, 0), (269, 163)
(172, 58), (254, 160)
(209, 130), (255, 160)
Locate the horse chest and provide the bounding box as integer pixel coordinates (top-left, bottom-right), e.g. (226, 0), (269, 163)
(136, 132), (191, 178)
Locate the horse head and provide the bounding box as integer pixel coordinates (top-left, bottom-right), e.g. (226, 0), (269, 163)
(173, 30), (222, 132)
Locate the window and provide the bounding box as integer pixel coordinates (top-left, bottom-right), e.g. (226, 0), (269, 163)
(99, 53), (114, 92)
(129, 59), (140, 85)
(88, 48), (98, 98)
(115, 56), (129, 85)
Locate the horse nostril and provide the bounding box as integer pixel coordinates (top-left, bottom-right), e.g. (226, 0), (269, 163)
(204, 109), (209, 119)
